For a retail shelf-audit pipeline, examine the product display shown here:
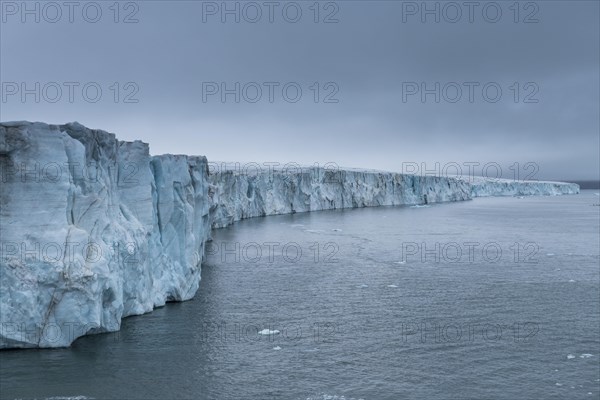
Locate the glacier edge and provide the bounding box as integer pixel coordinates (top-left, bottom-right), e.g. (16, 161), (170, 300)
(0, 122), (580, 348)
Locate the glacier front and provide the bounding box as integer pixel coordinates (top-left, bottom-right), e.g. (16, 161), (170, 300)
(1, 122), (211, 348)
(0, 122), (580, 348)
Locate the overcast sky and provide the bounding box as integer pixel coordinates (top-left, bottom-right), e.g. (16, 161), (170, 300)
(1, 0), (598, 181)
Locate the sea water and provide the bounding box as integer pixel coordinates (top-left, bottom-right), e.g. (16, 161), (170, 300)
(1, 191), (598, 400)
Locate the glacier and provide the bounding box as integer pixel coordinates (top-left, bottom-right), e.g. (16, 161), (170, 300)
(208, 163), (473, 229)
(464, 175), (581, 197)
(0, 122), (580, 348)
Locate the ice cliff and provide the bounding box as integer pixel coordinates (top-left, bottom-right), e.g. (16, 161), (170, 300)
(1, 122), (211, 348)
(464, 176), (580, 197)
(208, 164), (472, 229)
(0, 122), (579, 348)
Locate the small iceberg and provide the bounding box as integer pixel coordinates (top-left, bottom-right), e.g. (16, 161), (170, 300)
(46, 397), (93, 400)
(394, 261), (406, 265)
(45, 397), (93, 400)
(387, 284), (398, 288)
(357, 284), (369, 288)
(546, 253), (555, 256)
(258, 329), (280, 335)
(303, 348), (320, 353)
(273, 346), (282, 350)
(410, 204), (430, 208)
(580, 353), (593, 358)
(567, 354), (576, 359)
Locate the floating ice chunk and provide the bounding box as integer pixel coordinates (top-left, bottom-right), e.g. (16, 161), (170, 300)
(556, 383), (563, 386)
(300, 348), (320, 354)
(273, 346), (282, 350)
(569, 280), (576, 283)
(394, 261), (406, 265)
(357, 284), (369, 288)
(580, 353), (593, 358)
(258, 329), (280, 335)
(46, 397), (93, 400)
(567, 354), (576, 359)
(387, 285), (398, 288)
(546, 253), (555, 256)
(410, 205), (430, 208)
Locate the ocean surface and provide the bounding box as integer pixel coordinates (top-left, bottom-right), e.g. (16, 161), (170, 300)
(1, 191), (599, 400)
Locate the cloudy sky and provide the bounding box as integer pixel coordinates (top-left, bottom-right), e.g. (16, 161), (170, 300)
(1, 1), (598, 181)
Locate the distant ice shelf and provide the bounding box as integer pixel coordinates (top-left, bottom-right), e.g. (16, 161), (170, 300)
(0, 122), (579, 348)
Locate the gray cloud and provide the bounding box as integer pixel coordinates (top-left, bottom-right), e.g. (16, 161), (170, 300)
(1, 0), (598, 180)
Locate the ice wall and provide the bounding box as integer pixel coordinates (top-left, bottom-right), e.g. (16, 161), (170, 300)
(208, 165), (472, 229)
(0, 122), (210, 348)
(466, 176), (580, 197)
(0, 122), (579, 348)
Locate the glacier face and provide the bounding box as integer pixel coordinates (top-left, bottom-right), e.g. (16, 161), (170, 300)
(0, 122), (579, 348)
(464, 176), (580, 197)
(208, 164), (472, 229)
(0, 122), (210, 348)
